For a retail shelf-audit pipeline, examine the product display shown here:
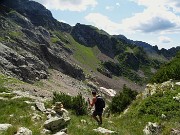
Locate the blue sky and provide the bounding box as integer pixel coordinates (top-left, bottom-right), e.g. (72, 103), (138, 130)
(34, 0), (180, 49)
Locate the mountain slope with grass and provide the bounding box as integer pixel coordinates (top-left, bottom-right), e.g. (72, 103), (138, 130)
(0, 0), (177, 90)
(0, 1), (180, 134)
(0, 71), (179, 135)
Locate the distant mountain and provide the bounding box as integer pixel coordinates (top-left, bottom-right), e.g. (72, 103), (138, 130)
(150, 51), (180, 83)
(114, 35), (180, 59)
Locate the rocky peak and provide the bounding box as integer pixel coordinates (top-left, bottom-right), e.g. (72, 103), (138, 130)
(71, 23), (114, 58)
(1, 0), (72, 32)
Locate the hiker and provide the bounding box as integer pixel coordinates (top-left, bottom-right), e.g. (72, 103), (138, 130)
(88, 91), (105, 125)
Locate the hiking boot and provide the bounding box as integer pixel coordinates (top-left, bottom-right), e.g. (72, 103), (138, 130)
(98, 121), (102, 125)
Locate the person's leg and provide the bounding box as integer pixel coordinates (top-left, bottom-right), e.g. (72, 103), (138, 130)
(98, 115), (102, 124)
(92, 111), (100, 123)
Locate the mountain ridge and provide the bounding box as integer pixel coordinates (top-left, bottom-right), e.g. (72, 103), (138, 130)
(114, 34), (180, 59)
(0, 0), (179, 90)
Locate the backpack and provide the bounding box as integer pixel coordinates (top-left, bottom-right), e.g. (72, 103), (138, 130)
(95, 95), (105, 109)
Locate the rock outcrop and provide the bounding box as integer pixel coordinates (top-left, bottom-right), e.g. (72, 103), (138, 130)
(0, 3), (85, 83)
(93, 127), (116, 134)
(143, 122), (161, 135)
(43, 102), (70, 134)
(0, 124), (12, 131)
(15, 127), (32, 135)
(141, 80), (174, 99)
(0, 42), (48, 83)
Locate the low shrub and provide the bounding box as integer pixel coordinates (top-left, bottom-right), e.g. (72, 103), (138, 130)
(110, 85), (138, 114)
(53, 92), (88, 115)
(53, 92), (72, 109)
(72, 93), (88, 115)
(138, 87), (180, 119)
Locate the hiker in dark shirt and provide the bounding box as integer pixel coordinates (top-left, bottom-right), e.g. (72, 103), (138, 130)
(88, 91), (104, 125)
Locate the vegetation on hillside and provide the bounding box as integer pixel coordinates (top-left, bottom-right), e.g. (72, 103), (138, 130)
(53, 92), (88, 115)
(150, 51), (180, 83)
(110, 85), (138, 113)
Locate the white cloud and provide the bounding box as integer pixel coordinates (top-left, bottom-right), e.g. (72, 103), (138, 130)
(116, 3), (120, 6)
(120, 1), (180, 33)
(134, 0), (180, 13)
(158, 36), (172, 43)
(85, 13), (121, 34)
(105, 6), (114, 10)
(34, 0), (98, 11)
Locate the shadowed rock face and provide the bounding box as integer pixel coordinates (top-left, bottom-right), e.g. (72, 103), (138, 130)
(0, 0), (72, 32)
(71, 23), (115, 58)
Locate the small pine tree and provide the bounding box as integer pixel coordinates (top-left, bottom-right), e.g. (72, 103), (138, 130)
(53, 92), (72, 109)
(53, 92), (88, 115)
(72, 93), (88, 115)
(110, 84), (138, 114)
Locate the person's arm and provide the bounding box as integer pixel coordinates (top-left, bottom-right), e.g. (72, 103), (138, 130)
(89, 97), (96, 107)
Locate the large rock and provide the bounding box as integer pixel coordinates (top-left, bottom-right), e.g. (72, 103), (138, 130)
(143, 122), (161, 135)
(0, 124), (12, 131)
(35, 102), (46, 112)
(15, 127), (32, 135)
(99, 87), (116, 97)
(93, 127), (116, 134)
(44, 116), (70, 132)
(171, 128), (180, 135)
(173, 93), (180, 102)
(53, 131), (67, 135)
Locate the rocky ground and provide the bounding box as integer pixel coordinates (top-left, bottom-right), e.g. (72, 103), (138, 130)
(5, 69), (90, 100)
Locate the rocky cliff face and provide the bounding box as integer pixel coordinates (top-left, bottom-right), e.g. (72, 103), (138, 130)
(0, 4), (85, 83)
(1, 0), (72, 32)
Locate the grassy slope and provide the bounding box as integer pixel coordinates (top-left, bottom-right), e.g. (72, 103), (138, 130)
(0, 72), (179, 135)
(52, 31), (100, 71)
(0, 74), (46, 135)
(68, 85), (180, 135)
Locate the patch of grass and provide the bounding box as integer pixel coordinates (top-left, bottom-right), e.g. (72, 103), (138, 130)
(125, 47), (133, 53)
(9, 31), (22, 38)
(0, 126), (17, 135)
(68, 86), (180, 135)
(0, 98), (46, 135)
(51, 37), (59, 43)
(0, 73), (23, 93)
(68, 35), (100, 70)
(111, 86), (180, 135)
(50, 31), (101, 71)
(34, 81), (44, 87)
(0, 37), (5, 41)
(68, 114), (117, 135)
(0, 87), (9, 93)
(0, 93), (16, 99)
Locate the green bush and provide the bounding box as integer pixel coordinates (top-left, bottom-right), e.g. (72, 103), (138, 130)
(72, 93), (88, 115)
(53, 92), (72, 109)
(138, 87), (180, 119)
(150, 51), (180, 83)
(53, 92), (88, 115)
(110, 85), (138, 113)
